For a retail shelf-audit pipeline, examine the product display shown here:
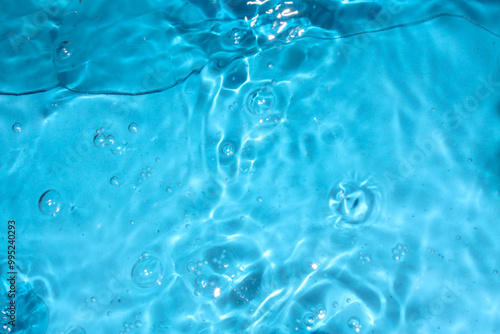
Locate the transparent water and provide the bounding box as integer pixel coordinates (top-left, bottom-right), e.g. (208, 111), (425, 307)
(1, 0), (500, 333)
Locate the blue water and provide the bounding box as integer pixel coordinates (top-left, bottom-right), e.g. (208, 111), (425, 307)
(1, 0), (500, 333)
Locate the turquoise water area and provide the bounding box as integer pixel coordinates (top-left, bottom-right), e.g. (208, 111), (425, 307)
(1, 0), (500, 333)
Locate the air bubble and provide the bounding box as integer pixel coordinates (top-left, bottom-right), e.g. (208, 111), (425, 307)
(12, 122), (22, 133)
(56, 41), (73, 60)
(39, 190), (62, 216)
(128, 122), (138, 133)
(246, 88), (276, 115)
(134, 320), (142, 328)
(328, 180), (380, 226)
(187, 262), (196, 272)
(94, 134), (105, 147)
(267, 62), (274, 69)
(221, 142), (235, 156)
(348, 317), (362, 331)
(111, 143), (127, 155)
(196, 276), (207, 288)
(131, 254), (163, 288)
(303, 313), (315, 326)
(166, 187), (172, 193)
(65, 327), (86, 334)
(105, 135), (115, 146)
(317, 306), (326, 319)
(110, 177), (119, 186)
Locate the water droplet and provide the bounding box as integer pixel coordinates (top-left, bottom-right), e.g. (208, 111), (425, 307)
(328, 180), (380, 226)
(131, 254), (163, 288)
(221, 141), (235, 156)
(105, 135), (115, 146)
(110, 177), (119, 186)
(12, 122), (22, 133)
(246, 88), (276, 115)
(56, 41), (73, 60)
(348, 317), (362, 331)
(93, 134), (105, 147)
(39, 190), (62, 216)
(128, 122), (138, 133)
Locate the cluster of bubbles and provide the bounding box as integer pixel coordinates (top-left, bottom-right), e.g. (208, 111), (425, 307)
(137, 166), (153, 184)
(348, 317), (362, 332)
(131, 252), (163, 288)
(186, 259), (220, 297)
(302, 305), (327, 330)
(38, 190), (62, 217)
(392, 243), (409, 262)
(93, 128), (127, 155)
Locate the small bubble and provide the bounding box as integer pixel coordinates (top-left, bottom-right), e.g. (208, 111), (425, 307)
(155, 158), (160, 163)
(107, 311), (112, 316)
(456, 235), (461, 240)
(246, 88), (276, 116)
(12, 122), (22, 133)
(221, 142), (235, 156)
(185, 224), (191, 229)
(257, 196), (263, 202)
(111, 143), (127, 155)
(56, 41), (72, 60)
(196, 276), (207, 288)
(39, 190), (62, 216)
(267, 62), (274, 69)
(130, 220), (135, 225)
(105, 135), (115, 146)
(128, 122), (138, 133)
(194, 289), (202, 296)
(317, 306), (326, 319)
(332, 301), (338, 308)
(110, 177), (119, 186)
(91, 297), (96, 302)
(494, 270), (499, 274)
(346, 298), (352, 304)
(467, 158), (472, 162)
(303, 313), (315, 326)
(134, 320), (142, 328)
(94, 134), (106, 147)
(166, 187), (172, 193)
(348, 317), (362, 331)
(187, 262), (196, 272)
